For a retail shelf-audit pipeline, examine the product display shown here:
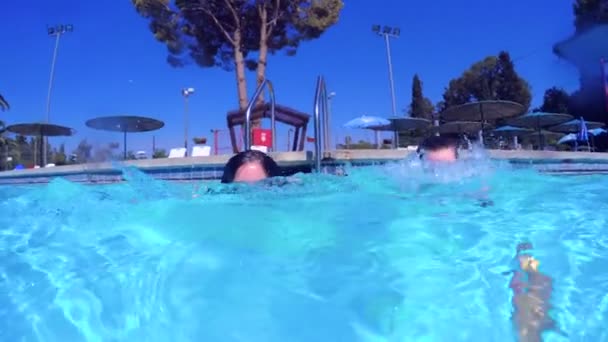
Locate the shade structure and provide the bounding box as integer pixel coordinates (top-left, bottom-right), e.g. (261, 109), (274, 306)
(226, 103), (310, 152)
(433, 121), (485, 134)
(86, 115), (164, 159)
(549, 119), (605, 133)
(6, 122), (76, 167)
(440, 100), (526, 122)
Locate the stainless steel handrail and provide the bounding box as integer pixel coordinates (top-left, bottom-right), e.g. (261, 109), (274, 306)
(313, 75), (328, 172)
(244, 79), (276, 152)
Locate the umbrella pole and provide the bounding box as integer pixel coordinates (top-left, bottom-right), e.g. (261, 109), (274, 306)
(123, 130), (127, 160)
(39, 134), (44, 167)
(479, 104), (484, 145)
(375, 130), (380, 149)
(393, 130), (399, 149)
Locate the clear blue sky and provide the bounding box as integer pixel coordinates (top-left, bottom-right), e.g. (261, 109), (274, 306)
(1, 0), (581, 154)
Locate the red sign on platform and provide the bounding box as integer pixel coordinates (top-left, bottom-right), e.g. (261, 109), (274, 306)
(252, 128), (273, 148)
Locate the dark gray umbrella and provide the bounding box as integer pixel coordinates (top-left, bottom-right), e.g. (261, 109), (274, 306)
(388, 117), (431, 131)
(440, 100), (525, 144)
(433, 121), (485, 134)
(6, 122), (76, 167)
(86, 115), (164, 159)
(359, 117), (431, 148)
(507, 112), (572, 129)
(441, 100), (525, 122)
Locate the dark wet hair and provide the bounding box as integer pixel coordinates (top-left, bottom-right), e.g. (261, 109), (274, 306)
(417, 135), (459, 159)
(220, 150), (281, 183)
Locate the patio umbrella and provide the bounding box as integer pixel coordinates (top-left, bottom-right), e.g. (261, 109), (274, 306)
(433, 121), (485, 134)
(523, 130), (565, 149)
(549, 118), (605, 133)
(384, 117), (432, 148)
(6, 122), (76, 167)
(344, 115), (390, 149)
(441, 100), (525, 122)
(588, 128), (607, 150)
(557, 133), (576, 145)
(493, 125), (534, 149)
(507, 112), (573, 149)
(344, 115), (390, 129)
(86, 115), (165, 159)
(388, 117), (431, 131)
(440, 100), (525, 144)
(589, 128), (607, 136)
(493, 125), (534, 136)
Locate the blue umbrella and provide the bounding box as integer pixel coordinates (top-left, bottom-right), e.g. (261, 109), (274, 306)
(589, 128), (607, 136)
(344, 115), (390, 129)
(344, 115), (391, 148)
(557, 133), (576, 145)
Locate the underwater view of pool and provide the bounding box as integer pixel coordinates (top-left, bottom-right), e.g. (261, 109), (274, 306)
(0, 157), (607, 341)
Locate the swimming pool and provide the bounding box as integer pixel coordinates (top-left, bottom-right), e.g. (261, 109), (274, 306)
(0, 158), (606, 341)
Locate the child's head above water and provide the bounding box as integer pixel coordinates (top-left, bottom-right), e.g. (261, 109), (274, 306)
(221, 150), (281, 183)
(417, 135), (459, 162)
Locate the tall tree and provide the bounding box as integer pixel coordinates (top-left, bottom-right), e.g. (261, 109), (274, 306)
(537, 87), (571, 113)
(0, 94), (9, 111)
(132, 0), (343, 120)
(574, 0), (608, 33)
(440, 51), (532, 112)
(495, 51), (532, 109)
(73, 139), (93, 163)
(408, 74), (434, 120)
(53, 143), (68, 165)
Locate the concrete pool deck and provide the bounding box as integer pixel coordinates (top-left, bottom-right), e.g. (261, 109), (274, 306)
(1, 149), (608, 185)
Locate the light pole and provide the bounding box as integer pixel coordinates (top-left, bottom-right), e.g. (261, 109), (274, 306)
(372, 25), (400, 117)
(44, 24), (73, 165)
(372, 24), (400, 147)
(325, 91), (336, 151)
(182, 87), (195, 156)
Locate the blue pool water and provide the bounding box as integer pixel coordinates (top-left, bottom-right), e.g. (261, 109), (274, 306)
(1, 159), (607, 341)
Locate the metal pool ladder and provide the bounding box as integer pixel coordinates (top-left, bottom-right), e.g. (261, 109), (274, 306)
(244, 79), (276, 152)
(313, 75), (329, 172)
